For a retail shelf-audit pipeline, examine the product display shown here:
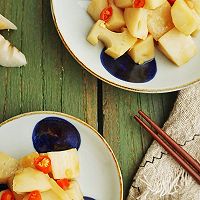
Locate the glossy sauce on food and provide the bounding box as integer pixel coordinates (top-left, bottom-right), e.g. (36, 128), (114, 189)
(101, 49), (157, 83)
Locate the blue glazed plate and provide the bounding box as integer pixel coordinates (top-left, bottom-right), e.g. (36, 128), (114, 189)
(51, 0), (200, 93)
(0, 111), (123, 200)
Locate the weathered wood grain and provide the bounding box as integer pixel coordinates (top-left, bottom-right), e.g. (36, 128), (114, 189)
(42, 1), (63, 112)
(102, 83), (177, 198)
(0, 0), (23, 120)
(0, 0), (98, 130)
(61, 48), (98, 128)
(21, 0), (44, 112)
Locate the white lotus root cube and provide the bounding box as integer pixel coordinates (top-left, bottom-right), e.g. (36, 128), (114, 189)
(190, 0), (200, 15)
(106, 2), (126, 32)
(47, 149), (80, 180)
(66, 181), (84, 200)
(158, 28), (198, 66)
(147, 1), (174, 41)
(144, 0), (166, 9)
(114, 0), (133, 8)
(87, 20), (137, 59)
(87, 0), (108, 21)
(0, 152), (19, 184)
(124, 8), (148, 40)
(192, 25), (200, 37)
(171, 0), (200, 35)
(129, 35), (155, 64)
(87, 0), (125, 32)
(13, 167), (51, 193)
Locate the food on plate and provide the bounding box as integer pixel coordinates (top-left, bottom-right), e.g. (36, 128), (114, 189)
(38, 189), (62, 200)
(18, 152), (39, 169)
(192, 25), (200, 37)
(190, 0), (200, 15)
(0, 152), (19, 184)
(88, 0), (125, 32)
(147, 1), (174, 40)
(0, 189), (15, 199)
(87, 0), (200, 66)
(87, 20), (137, 58)
(0, 14), (26, 67)
(47, 149), (80, 180)
(7, 176), (27, 200)
(0, 34), (27, 67)
(124, 7), (148, 39)
(158, 27), (197, 66)
(13, 167), (52, 193)
(144, 0), (166, 9)
(105, 2), (126, 31)
(171, 0), (200, 35)
(129, 34), (155, 64)
(0, 14), (17, 30)
(49, 179), (71, 200)
(66, 181), (83, 200)
(0, 149), (83, 200)
(87, 0), (108, 21)
(114, 0), (133, 8)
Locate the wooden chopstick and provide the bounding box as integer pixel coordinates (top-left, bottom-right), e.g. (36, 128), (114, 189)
(134, 113), (200, 184)
(138, 110), (200, 174)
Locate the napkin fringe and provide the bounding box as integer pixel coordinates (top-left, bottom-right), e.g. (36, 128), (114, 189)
(131, 167), (194, 200)
(128, 84), (200, 200)
(129, 134), (200, 200)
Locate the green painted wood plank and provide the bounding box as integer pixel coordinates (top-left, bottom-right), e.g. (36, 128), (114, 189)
(61, 49), (98, 129)
(20, 0), (43, 112)
(42, 0), (63, 112)
(0, 0), (23, 121)
(102, 83), (177, 198)
(0, 1), (6, 122)
(43, 0), (98, 128)
(0, 0), (98, 131)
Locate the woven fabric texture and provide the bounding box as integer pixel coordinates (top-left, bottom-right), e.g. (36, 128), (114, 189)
(127, 83), (200, 200)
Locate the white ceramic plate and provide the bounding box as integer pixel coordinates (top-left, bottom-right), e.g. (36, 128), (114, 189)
(51, 0), (200, 93)
(0, 111), (123, 200)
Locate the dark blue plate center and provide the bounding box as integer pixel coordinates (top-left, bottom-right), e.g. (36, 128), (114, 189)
(32, 117), (81, 153)
(101, 49), (157, 83)
(84, 197), (95, 200)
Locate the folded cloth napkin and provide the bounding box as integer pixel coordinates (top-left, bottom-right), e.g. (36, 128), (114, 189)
(127, 83), (200, 200)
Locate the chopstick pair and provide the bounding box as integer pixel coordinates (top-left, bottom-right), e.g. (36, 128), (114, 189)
(134, 110), (200, 184)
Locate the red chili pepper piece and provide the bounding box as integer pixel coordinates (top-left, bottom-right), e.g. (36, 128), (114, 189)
(56, 179), (71, 190)
(1, 190), (15, 200)
(34, 155), (51, 174)
(133, 0), (145, 8)
(28, 191), (41, 200)
(168, 0), (176, 5)
(100, 7), (113, 22)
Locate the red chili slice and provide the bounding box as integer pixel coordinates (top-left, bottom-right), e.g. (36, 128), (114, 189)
(167, 0), (176, 5)
(28, 191), (41, 200)
(34, 155), (51, 174)
(100, 7), (113, 23)
(1, 190), (15, 200)
(56, 179), (71, 190)
(133, 0), (145, 8)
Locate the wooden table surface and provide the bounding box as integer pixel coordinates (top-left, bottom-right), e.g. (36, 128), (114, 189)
(0, 1), (178, 198)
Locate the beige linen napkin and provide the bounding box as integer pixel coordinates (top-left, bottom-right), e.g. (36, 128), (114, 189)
(128, 83), (200, 200)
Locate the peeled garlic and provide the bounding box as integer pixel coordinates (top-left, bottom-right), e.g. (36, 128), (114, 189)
(0, 34), (27, 67)
(0, 14), (17, 30)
